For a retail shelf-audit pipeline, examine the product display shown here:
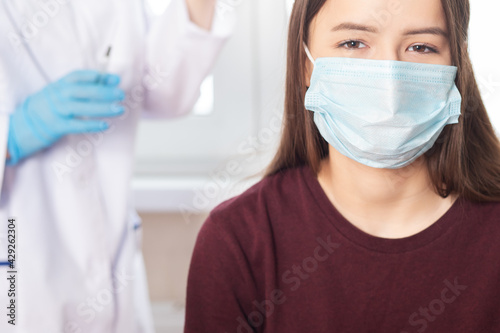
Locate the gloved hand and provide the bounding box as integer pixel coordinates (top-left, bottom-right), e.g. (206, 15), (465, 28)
(6, 70), (126, 165)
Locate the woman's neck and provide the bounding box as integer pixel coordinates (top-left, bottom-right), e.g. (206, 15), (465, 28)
(317, 148), (458, 239)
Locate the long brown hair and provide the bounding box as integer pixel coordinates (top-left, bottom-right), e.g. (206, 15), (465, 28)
(265, 0), (500, 202)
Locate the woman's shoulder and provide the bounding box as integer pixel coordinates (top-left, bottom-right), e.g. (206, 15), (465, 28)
(194, 165), (313, 264)
(214, 166), (306, 215)
(205, 165), (311, 234)
(461, 197), (500, 217)
(457, 197), (500, 236)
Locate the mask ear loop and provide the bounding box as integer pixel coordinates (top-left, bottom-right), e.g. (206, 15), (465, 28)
(303, 43), (315, 90)
(303, 42), (315, 65)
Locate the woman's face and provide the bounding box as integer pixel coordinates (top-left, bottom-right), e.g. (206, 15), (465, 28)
(306, 0), (452, 76)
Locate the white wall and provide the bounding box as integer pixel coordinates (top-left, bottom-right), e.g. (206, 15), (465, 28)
(469, 1), (500, 132)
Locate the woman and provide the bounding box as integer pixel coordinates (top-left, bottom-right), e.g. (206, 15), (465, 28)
(185, 0), (500, 331)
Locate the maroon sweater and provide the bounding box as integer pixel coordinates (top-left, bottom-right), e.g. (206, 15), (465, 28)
(184, 165), (500, 333)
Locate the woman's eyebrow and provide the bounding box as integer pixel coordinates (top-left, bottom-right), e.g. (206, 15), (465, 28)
(331, 22), (378, 33)
(403, 27), (448, 37)
(331, 22), (448, 37)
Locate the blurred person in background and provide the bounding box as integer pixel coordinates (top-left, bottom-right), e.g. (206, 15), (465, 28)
(0, 0), (233, 331)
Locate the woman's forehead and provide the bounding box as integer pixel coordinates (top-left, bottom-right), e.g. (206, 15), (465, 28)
(313, 0), (448, 33)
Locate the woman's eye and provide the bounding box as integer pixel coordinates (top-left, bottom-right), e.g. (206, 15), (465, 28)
(408, 44), (438, 54)
(340, 40), (367, 49)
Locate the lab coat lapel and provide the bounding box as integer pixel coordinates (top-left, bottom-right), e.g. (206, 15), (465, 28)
(5, 0), (86, 82)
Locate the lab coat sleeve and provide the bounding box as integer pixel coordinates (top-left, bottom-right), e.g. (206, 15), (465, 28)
(0, 115), (7, 196)
(0, 58), (13, 197)
(142, 0), (235, 119)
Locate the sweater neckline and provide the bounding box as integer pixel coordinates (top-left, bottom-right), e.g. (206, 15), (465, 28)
(300, 164), (466, 254)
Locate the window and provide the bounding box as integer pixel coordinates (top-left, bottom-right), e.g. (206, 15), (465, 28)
(133, 0), (289, 213)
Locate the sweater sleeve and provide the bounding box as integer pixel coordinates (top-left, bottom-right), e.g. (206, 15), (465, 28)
(184, 212), (257, 333)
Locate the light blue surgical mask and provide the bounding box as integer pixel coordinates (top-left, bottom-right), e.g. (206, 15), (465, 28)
(303, 44), (462, 169)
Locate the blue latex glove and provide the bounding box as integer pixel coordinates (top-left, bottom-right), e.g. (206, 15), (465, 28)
(6, 70), (126, 165)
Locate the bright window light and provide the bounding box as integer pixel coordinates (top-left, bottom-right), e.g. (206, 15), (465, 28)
(192, 75), (214, 116)
(146, 0), (172, 15)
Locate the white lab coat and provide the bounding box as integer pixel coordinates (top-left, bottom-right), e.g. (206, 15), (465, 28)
(0, 0), (233, 332)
